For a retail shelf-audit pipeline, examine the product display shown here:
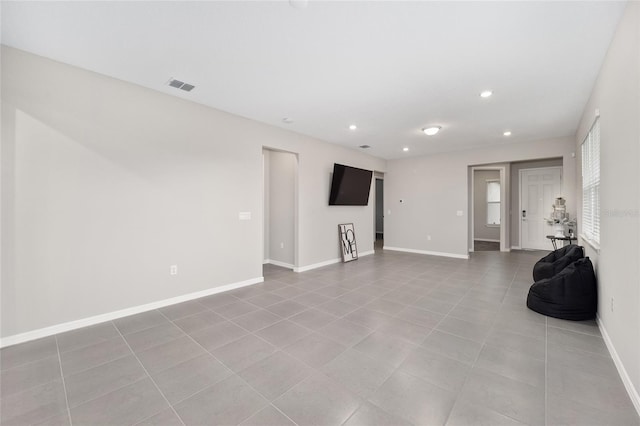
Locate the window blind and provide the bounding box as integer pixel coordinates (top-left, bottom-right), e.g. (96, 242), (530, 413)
(581, 118), (600, 244)
(487, 180), (501, 225)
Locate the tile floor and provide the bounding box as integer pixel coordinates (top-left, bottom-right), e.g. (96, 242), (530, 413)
(2, 250), (639, 425)
(473, 241), (500, 251)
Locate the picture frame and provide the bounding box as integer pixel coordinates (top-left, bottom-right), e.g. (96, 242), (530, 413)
(338, 223), (358, 262)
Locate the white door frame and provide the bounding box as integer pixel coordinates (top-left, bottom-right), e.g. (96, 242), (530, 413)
(470, 166), (508, 252)
(518, 166), (563, 250)
(373, 173), (384, 243)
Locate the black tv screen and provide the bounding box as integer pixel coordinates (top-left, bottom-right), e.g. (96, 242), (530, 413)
(329, 163), (373, 206)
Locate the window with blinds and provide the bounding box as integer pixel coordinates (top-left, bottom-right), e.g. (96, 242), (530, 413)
(581, 118), (600, 245)
(486, 180), (501, 225)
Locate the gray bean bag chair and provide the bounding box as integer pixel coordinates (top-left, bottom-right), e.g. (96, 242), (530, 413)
(527, 257), (597, 320)
(532, 244), (584, 282)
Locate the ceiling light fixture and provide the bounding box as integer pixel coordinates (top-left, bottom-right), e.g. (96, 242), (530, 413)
(480, 90), (493, 98)
(503, 131), (512, 136)
(282, 117), (294, 124)
(403, 147), (409, 152)
(422, 126), (441, 136)
(349, 124), (357, 130)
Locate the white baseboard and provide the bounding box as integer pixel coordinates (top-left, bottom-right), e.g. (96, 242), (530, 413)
(295, 258), (341, 273)
(265, 259), (294, 269)
(383, 246), (469, 260)
(474, 238), (500, 243)
(0, 276), (264, 348)
(597, 316), (640, 416)
(294, 250), (375, 273)
(511, 245), (522, 250)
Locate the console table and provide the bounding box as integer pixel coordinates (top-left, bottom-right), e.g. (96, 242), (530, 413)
(546, 235), (577, 250)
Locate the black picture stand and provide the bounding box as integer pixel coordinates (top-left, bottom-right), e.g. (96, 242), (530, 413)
(338, 223), (358, 262)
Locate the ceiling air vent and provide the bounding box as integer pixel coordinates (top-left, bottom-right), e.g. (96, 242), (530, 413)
(167, 78), (195, 92)
(359, 145), (371, 149)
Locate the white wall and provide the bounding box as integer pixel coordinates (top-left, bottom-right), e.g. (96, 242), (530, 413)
(0, 46), (385, 339)
(575, 2), (640, 411)
(509, 158), (563, 248)
(473, 170), (500, 241)
(267, 150), (296, 267)
(385, 136), (576, 258)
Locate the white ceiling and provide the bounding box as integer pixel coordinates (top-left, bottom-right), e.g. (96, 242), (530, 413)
(1, 1), (627, 159)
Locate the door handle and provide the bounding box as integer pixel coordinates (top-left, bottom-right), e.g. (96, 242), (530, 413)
(522, 210), (527, 221)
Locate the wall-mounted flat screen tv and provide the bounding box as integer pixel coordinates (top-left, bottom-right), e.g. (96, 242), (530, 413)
(329, 163), (373, 206)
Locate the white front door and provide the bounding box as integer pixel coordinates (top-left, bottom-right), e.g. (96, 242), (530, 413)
(520, 167), (562, 250)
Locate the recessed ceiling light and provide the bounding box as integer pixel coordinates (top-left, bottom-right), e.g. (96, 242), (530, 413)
(480, 90), (493, 98)
(422, 126), (441, 136)
(282, 117), (294, 124)
(349, 124), (357, 130)
(359, 144), (370, 149)
(503, 131), (512, 136)
(403, 147), (409, 152)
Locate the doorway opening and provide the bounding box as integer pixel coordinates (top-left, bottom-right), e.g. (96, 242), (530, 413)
(375, 177), (384, 250)
(262, 148), (298, 272)
(469, 166), (508, 253)
(374, 175), (384, 252)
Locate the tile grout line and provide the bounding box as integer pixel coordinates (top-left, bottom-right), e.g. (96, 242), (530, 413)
(440, 264), (530, 426)
(331, 264), (492, 425)
(53, 350), (132, 381)
(113, 313), (187, 343)
(54, 335), (74, 426)
(269, 403), (300, 426)
(112, 322), (187, 426)
(154, 309), (282, 424)
(0, 349), (60, 374)
(507, 264), (546, 424)
(51, 322), (125, 356)
(157, 295), (372, 421)
(160, 307), (364, 426)
(545, 315), (548, 426)
(438, 267), (502, 426)
(53, 348), (161, 419)
(195, 354), (297, 423)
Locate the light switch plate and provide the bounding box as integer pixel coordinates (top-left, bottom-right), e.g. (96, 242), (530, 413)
(239, 212), (251, 220)
(456, 210), (463, 216)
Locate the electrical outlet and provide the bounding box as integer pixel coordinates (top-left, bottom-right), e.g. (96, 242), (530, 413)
(427, 235), (432, 241)
(170, 265), (178, 275)
(611, 297), (614, 312)
(280, 242), (284, 249)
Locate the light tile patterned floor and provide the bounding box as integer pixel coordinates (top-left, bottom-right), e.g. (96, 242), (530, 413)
(2, 250), (639, 425)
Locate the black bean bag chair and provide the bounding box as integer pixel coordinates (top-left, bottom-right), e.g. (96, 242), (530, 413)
(527, 257), (597, 320)
(532, 244), (584, 282)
